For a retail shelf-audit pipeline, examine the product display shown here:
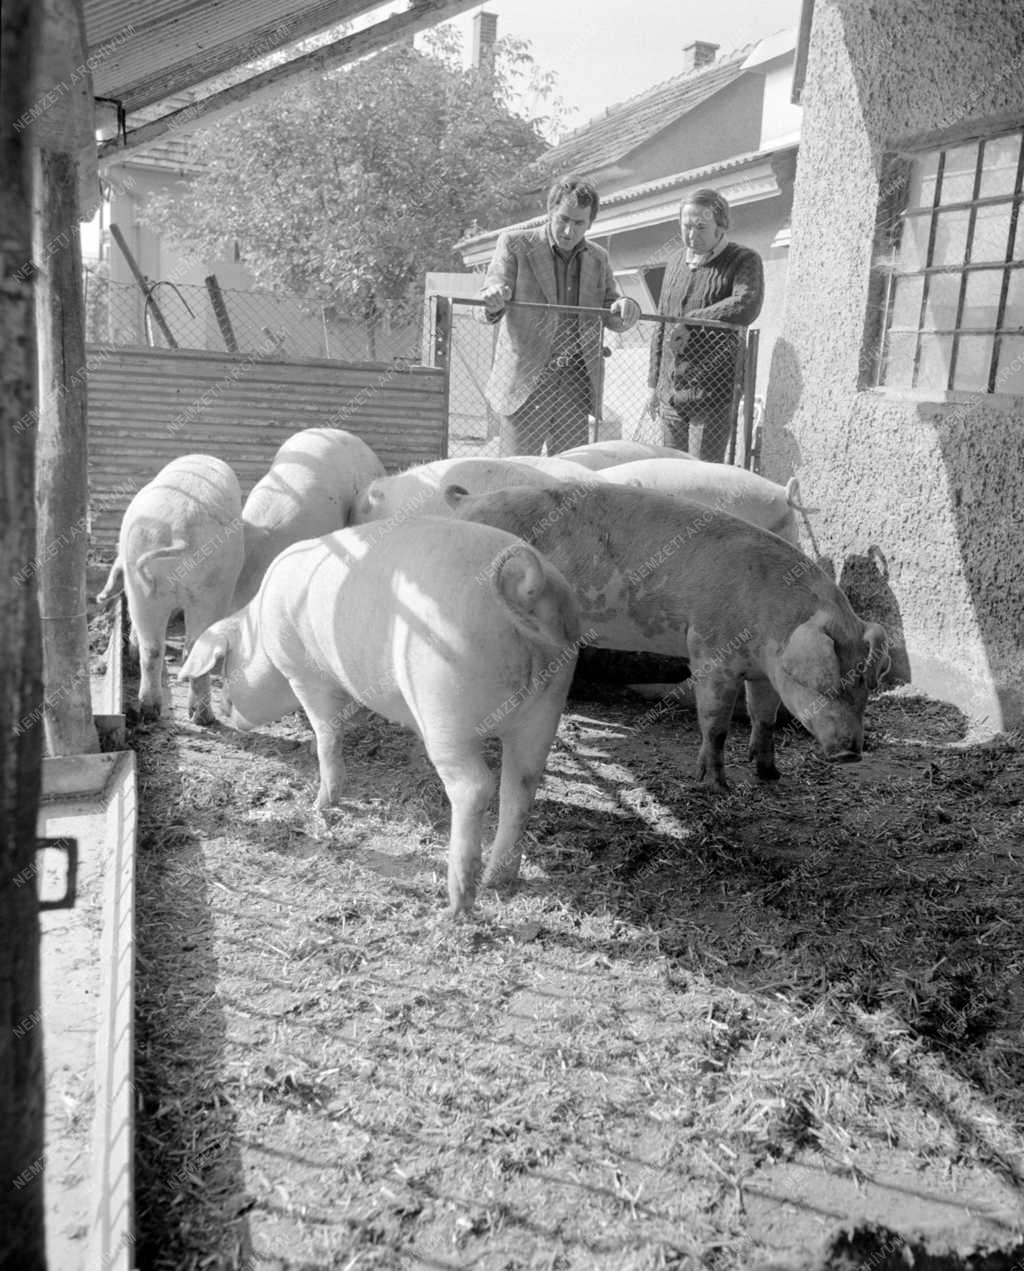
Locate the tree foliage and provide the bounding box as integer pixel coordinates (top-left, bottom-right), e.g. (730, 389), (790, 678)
(142, 29), (558, 351)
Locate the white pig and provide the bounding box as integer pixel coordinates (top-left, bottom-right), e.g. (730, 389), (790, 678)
(448, 482), (889, 794)
(501, 454), (610, 482)
(350, 456), (561, 524)
(600, 457), (809, 546)
(233, 427), (385, 608)
(178, 518), (581, 915)
(97, 453), (243, 724)
(557, 439), (696, 470)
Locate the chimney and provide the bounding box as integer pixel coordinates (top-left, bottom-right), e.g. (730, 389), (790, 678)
(472, 11), (498, 71)
(682, 40), (719, 71)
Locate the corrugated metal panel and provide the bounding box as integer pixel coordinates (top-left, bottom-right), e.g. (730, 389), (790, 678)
(86, 0), (376, 112)
(86, 345), (446, 554)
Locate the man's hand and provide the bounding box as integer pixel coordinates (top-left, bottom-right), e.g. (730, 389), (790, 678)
(646, 390), (660, 420)
(480, 283), (511, 316)
(609, 296), (641, 330)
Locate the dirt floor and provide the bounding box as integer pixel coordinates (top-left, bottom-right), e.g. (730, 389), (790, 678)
(85, 582), (1024, 1270)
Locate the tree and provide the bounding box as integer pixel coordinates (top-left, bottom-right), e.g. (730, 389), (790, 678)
(142, 29), (560, 357)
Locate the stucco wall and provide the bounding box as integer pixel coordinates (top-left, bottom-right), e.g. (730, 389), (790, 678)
(764, 0), (1024, 729)
(627, 77), (764, 184)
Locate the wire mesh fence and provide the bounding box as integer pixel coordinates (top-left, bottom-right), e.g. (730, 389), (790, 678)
(82, 267), (420, 364)
(431, 296), (759, 468)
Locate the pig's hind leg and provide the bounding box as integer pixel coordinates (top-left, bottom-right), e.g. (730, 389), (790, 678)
(482, 704), (564, 891)
(424, 737), (496, 918)
(127, 592), (174, 722)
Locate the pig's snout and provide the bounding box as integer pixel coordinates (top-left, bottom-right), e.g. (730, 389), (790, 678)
(824, 747), (862, 765)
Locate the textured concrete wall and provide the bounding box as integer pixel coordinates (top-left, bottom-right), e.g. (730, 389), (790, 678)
(764, 0), (1024, 729)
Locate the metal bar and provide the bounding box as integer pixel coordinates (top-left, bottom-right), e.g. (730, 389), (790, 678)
(989, 136), (1024, 392)
(457, 295), (747, 331)
(204, 274), (239, 353)
(741, 329), (760, 471)
(911, 149), (947, 389)
(109, 222), (177, 348)
(946, 140), (986, 390)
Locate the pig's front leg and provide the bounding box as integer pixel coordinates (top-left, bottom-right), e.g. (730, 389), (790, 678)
(691, 670), (740, 791)
(289, 680), (354, 809)
(744, 676), (782, 781)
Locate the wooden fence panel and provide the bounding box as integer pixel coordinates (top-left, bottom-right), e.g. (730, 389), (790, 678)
(86, 345), (447, 553)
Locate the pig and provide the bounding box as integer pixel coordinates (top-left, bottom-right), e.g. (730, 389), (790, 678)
(350, 456), (562, 524)
(233, 427), (385, 608)
(501, 454), (610, 482)
(557, 439), (696, 470)
(97, 453), (244, 724)
(600, 457), (809, 546)
(177, 518), (581, 915)
(447, 482), (889, 793)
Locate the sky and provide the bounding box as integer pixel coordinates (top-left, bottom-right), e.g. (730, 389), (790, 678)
(446, 0), (803, 132)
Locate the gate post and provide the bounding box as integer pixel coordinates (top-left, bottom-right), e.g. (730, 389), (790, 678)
(431, 294), (451, 369)
(430, 295), (452, 456)
(741, 328), (760, 471)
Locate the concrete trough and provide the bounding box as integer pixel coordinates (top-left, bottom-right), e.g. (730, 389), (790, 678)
(36, 601), (136, 1271)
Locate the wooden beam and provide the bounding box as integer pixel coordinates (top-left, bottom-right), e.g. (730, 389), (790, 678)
(34, 144), (100, 758)
(33, 0), (100, 758)
(0, 0), (47, 1263)
(97, 0), (482, 160)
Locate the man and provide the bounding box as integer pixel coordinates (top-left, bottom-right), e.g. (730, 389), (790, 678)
(647, 188), (764, 462)
(479, 175), (641, 456)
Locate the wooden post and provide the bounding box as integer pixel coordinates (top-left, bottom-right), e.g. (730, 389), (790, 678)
(34, 144), (100, 757)
(0, 0), (47, 1263)
(205, 273), (239, 352)
(109, 221), (178, 348)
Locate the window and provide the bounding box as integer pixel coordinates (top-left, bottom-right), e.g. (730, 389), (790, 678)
(875, 127), (1024, 395)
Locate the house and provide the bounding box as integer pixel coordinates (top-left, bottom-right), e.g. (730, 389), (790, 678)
(764, 0), (1024, 728)
(452, 31), (802, 441)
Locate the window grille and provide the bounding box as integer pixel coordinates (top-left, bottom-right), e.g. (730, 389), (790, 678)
(875, 126), (1024, 395)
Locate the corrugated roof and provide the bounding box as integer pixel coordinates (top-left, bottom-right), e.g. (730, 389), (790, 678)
(82, 0), (481, 118)
(536, 45), (754, 177)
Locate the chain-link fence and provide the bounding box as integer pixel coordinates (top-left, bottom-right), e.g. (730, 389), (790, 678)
(430, 296), (759, 468)
(83, 266), (420, 363)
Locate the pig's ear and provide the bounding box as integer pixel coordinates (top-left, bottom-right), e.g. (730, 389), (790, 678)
(863, 622), (891, 689)
(444, 483), (470, 508)
(179, 625), (230, 681)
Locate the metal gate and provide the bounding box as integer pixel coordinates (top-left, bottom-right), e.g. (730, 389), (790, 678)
(428, 295), (760, 468)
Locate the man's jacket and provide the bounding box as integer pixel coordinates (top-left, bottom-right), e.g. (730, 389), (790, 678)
(480, 227), (629, 416)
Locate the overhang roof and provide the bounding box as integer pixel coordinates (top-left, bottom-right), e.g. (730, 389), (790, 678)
(83, 0), (483, 158)
(455, 141), (798, 267)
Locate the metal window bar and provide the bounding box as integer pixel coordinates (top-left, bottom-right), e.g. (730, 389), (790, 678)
(881, 126), (1024, 393)
(991, 136), (1024, 392)
(945, 138), (986, 390)
(911, 147), (947, 390)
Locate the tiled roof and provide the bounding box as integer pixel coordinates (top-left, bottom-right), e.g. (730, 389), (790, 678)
(454, 142), (794, 256)
(536, 45), (755, 177)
